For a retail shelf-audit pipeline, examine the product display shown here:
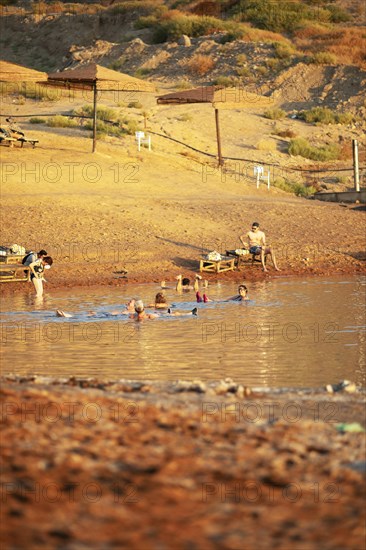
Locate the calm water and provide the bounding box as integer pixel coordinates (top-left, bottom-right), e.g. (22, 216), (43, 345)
(0, 276), (365, 387)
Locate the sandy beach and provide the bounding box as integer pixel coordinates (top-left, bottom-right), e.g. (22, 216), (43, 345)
(0, 121), (365, 292)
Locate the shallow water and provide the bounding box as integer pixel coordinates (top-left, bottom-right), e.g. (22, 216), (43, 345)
(1, 276), (365, 387)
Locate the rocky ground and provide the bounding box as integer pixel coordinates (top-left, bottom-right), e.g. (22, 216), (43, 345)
(1, 376), (365, 549)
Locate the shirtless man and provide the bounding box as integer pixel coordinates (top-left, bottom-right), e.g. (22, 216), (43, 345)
(239, 222), (280, 272)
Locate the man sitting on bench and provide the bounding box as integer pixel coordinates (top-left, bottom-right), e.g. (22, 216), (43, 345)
(239, 221), (281, 272)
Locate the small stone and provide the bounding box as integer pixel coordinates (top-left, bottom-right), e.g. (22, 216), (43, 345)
(178, 34), (191, 47)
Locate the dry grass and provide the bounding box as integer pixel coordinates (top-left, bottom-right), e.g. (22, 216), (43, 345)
(186, 54), (215, 76)
(294, 25), (366, 67)
(256, 138), (277, 151)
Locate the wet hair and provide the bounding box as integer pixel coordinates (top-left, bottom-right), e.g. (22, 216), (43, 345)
(155, 292), (166, 304)
(43, 256), (53, 266)
(38, 249), (48, 257)
(134, 300), (144, 313)
(252, 222), (259, 227)
(182, 278), (190, 286)
(238, 285), (248, 293)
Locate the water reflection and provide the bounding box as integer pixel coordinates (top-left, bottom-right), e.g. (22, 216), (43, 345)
(1, 276), (365, 387)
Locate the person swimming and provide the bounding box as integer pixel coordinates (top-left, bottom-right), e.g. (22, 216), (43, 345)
(148, 292), (170, 309)
(195, 285), (249, 303)
(161, 274), (202, 292)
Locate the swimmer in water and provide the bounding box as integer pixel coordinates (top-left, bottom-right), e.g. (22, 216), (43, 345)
(148, 292), (170, 309)
(133, 301), (197, 319)
(161, 274), (202, 292)
(56, 299), (137, 318)
(132, 300), (160, 320)
(196, 285), (249, 303)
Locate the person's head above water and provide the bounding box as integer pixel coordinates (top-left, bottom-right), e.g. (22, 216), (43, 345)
(134, 300), (144, 313)
(238, 284), (248, 295)
(182, 278), (190, 286)
(155, 292), (166, 304)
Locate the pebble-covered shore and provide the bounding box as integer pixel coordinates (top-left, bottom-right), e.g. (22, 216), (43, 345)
(1, 376), (365, 549)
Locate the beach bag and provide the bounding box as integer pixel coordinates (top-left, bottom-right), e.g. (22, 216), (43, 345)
(206, 251), (222, 261)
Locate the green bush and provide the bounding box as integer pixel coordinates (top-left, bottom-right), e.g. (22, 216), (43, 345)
(214, 76), (238, 87)
(128, 101), (143, 109)
(151, 13), (230, 42)
(300, 107), (355, 125)
(46, 116), (78, 128)
(73, 105), (117, 121)
(29, 117), (44, 124)
(307, 51), (337, 65)
(288, 138), (340, 161)
(273, 177), (316, 197)
(263, 108), (286, 120)
(273, 41), (295, 59)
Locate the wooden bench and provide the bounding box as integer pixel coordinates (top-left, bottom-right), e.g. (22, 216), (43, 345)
(0, 135), (16, 147)
(226, 249), (266, 268)
(18, 137), (39, 148)
(0, 264), (30, 283)
(200, 257), (236, 273)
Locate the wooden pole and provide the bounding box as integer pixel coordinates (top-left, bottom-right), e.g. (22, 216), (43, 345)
(352, 139), (360, 192)
(92, 81), (97, 153)
(214, 108), (223, 167)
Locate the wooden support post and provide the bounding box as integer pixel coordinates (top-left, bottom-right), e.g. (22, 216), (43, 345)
(353, 139), (360, 192)
(215, 108), (223, 167)
(92, 81), (97, 153)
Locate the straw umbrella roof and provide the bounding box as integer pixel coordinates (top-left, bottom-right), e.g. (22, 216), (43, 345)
(157, 85), (272, 166)
(45, 63), (155, 152)
(157, 85), (272, 109)
(0, 60), (47, 82)
(47, 63), (155, 92)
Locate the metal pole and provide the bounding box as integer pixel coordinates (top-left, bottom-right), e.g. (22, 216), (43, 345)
(215, 108), (223, 167)
(92, 82), (97, 153)
(353, 139), (360, 192)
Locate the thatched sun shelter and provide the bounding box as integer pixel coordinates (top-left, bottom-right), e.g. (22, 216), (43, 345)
(46, 63), (156, 152)
(157, 85), (272, 166)
(0, 60), (48, 83)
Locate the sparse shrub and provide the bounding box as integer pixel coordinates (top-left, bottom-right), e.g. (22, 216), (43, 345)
(220, 28), (246, 43)
(236, 54), (247, 64)
(133, 68), (151, 79)
(273, 177), (316, 197)
(288, 138), (340, 161)
(300, 107), (335, 124)
(327, 5), (351, 23)
(178, 113), (192, 122)
(187, 54), (215, 76)
(265, 58), (282, 71)
(215, 76), (237, 87)
(29, 117), (44, 124)
(256, 139), (277, 151)
(273, 41), (295, 59)
(257, 66), (268, 76)
(74, 105), (117, 122)
(128, 101), (143, 109)
(273, 128), (297, 138)
(236, 66), (251, 77)
(307, 51), (337, 65)
(174, 80), (193, 90)
(46, 116), (78, 128)
(263, 108), (286, 120)
(299, 107), (355, 125)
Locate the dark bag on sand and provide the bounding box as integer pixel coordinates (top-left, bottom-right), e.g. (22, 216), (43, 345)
(22, 252), (34, 265)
